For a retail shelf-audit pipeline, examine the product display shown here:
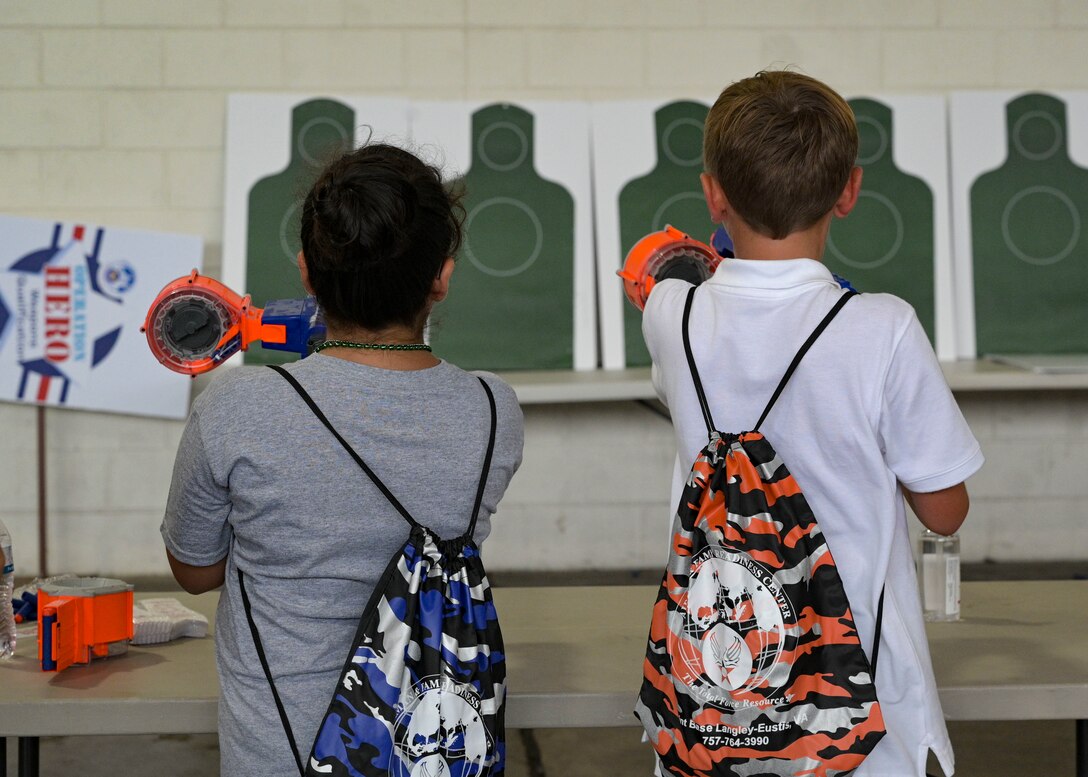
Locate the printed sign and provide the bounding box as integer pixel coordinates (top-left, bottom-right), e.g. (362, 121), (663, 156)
(0, 215), (203, 418)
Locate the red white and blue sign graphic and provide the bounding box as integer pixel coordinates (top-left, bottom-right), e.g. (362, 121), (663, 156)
(0, 215), (202, 418)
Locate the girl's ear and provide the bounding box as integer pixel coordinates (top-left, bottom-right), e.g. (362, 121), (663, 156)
(430, 257), (455, 303)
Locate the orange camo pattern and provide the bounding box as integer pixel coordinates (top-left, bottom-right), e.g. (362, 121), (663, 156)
(636, 431), (884, 776)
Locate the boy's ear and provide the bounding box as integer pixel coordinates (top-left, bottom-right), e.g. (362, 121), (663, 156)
(430, 257), (455, 303)
(297, 251), (315, 295)
(701, 173), (729, 223)
(833, 166), (864, 218)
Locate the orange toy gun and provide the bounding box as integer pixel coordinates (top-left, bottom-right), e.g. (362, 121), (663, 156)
(37, 577), (134, 672)
(141, 270), (326, 376)
(617, 225), (724, 311)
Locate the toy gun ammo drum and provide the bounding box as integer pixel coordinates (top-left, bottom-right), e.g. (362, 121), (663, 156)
(617, 225), (733, 311)
(142, 270), (326, 375)
(37, 576), (133, 672)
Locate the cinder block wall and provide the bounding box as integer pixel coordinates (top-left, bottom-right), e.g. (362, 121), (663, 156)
(2, 0), (1087, 577)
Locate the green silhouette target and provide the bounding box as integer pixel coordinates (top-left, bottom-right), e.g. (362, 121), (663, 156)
(244, 98), (354, 365)
(971, 93), (1088, 355)
(430, 104), (576, 370)
(618, 101), (715, 367)
(826, 99), (936, 344)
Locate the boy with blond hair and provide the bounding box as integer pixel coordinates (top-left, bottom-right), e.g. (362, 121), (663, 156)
(641, 70), (983, 776)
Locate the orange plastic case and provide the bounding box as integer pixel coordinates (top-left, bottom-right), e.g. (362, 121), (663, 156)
(141, 269), (287, 375)
(37, 577), (134, 672)
(617, 225), (721, 311)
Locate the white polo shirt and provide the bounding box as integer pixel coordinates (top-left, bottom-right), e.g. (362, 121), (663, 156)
(643, 258), (983, 777)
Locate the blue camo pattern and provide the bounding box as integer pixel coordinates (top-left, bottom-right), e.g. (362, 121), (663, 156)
(306, 524), (505, 777)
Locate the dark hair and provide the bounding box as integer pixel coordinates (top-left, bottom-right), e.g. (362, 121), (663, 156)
(299, 143), (464, 332)
(703, 70), (858, 239)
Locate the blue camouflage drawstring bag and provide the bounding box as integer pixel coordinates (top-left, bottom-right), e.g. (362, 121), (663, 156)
(239, 364), (505, 777)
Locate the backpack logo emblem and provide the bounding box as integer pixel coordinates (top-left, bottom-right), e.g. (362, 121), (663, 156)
(672, 546), (792, 704)
(394, 675), (495, 777)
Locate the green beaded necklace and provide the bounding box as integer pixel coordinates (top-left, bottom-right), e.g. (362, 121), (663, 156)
(313, 339), (432, 353)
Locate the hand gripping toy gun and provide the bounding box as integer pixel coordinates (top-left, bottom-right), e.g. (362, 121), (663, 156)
(617, 225), (733, 311)
(142, 270), (326, 375)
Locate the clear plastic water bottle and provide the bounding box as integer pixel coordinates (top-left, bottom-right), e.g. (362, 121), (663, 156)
(0, 517), (15, 658)
(918, 529), (960, 622)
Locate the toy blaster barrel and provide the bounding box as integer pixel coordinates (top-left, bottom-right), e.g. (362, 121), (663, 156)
(142, 270), (326, 375)
(617, 225), (730, 311)
(37, 577), (133, 672)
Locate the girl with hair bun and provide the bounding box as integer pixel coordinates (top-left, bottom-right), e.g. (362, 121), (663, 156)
(161, 142), (525, 776)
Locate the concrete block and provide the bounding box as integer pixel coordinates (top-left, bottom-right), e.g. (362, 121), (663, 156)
(105, 91), (226, 150)
(528, 30), (645, 90)
(406, 30), (467, 90)
(282, 30), (404, 89)
(645, 30), (762, 92)
(0, 151), (43, 209)
(0, 30), (40, 87)
(225, 0), (345, 26)
(0, 511), (40, 579)
(881, 30), (997, 89)
(43, 30), (163, 88)
(0, 444), (41, 512)
(168, 150), (224, 210)
(962, 497), (1087, 562)
(996, 30), (1088, 87)
(47, 451), (110, 512)
(345, 0), (467, 26)
(101, 0), (222, 26)
(759, 31), (883, 94)
(706, 0), (937, 28)
(104, 448), (176, 510)
(1041, 440), (1088, 498)
(47, 509), (169, 577)
(0, 0), (99, 26)
(165, 31), (285, 88)
(968, 439), (1053, 498)
(1059, 0), (1088, 24)
(939, 0), (1057, 27)
(443, 1), (657, 28)
(955, 395), (997, 441)
(0, 403), (38, 440)
(41, 151), (166, 209)
(503, 410), (673, 506)
(977, 393), (1088, 441)
(0, 92), (102, 148)
(46, 411), (185, 453)
(467, 30), (528, 90)
(485, 502), (671, 571)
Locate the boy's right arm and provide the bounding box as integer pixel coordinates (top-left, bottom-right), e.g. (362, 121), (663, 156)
(903, 483), (969, 536)
(878, 308), (983, 537)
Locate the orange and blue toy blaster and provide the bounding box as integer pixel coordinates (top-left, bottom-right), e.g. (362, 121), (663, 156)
(617, 225), (728, 311)
(141, 270), (326, 375)
(37, 577), (134, 672)
(618, 224), (853, 311)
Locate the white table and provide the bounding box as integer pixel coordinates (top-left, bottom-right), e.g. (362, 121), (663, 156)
(3, 582), (1087, 775)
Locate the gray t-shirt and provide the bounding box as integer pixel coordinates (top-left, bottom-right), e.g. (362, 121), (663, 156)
(161, 355), (524, 776)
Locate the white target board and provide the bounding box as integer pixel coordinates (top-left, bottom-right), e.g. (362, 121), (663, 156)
(951, 90), (1088, 360)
